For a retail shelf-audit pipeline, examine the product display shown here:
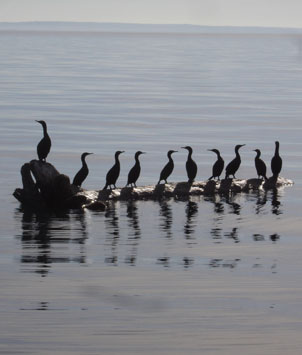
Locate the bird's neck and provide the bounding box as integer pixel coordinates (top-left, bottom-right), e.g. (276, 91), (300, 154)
(275, 145), (279, 156)
(81, 157), (88, 167)
(42, 125), (48, 137)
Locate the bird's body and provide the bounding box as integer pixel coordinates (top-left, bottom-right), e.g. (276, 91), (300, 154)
(225, 144), (245, 179)
(157, 150), (177, 184)
(126, 151), (145, 187)
(253, 149), (267, 180)
(72, 152), (93, 187)
(182, 146), (197, 183)
(208, 149), (224, 180)
(271, 141), (282, 178)
(36, 120), (51, 162)
(103, 151), (124, 190)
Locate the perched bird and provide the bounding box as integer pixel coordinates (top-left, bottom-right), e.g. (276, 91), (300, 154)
(182, 146), (198, 183)
(72, 152), (93, 187)
(225, 144), (245, 179)
(271, 141), (282, 178)
(208, 149), (224, 180)
(157, 150), (177, 184)
(253, 149), (267, 180)
(36, 120), (51, 162)
(126, 151), (146, 187)
(103, 151), (124, 190)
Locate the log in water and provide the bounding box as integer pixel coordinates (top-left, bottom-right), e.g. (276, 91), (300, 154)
(13, 160), (293, 211)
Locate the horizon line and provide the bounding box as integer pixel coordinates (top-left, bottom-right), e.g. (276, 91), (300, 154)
(1, 21), (302, 31)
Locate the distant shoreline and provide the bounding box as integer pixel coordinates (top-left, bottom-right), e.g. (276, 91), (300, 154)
(1, 21), (302, 34)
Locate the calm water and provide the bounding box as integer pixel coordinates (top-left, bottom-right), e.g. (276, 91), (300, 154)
(1, 29), (302, 354)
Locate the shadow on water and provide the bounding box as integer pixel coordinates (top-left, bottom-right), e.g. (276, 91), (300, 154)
(15, 207), (88, 276)
(159, 199), (173, 239)
(104, 202), (120, 266)
(14, 187), (284, 272)
(184, 200), (198, 241)
(125, 200), (141, 266)
(254, 188), (283, 215)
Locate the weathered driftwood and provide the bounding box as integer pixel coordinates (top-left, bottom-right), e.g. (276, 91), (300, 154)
(13, 160), (105, 211)
(13, 160), (293, 210)
(95, 176), (293, 202)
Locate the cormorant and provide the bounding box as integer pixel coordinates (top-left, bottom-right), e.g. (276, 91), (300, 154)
(103, 150), (124, 190)
(72, 152), (93, 187)
(182, 146), (198, 183)
(208, 149), (224, 180)
(126, 151), (146, 187)
(157, 150), (177, 184)
(225, 144), (245, 179)
(271, 141), (282, 178)
(36, 120), (51, 162)
(253, 149), (268, 180)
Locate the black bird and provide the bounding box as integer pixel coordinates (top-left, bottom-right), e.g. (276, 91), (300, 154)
(182, 146), (198, 183)
(126, 151), (146, 187)
(103, 151), (124, 190)
(271, 141), (282, 178)
(36, 120), (51, 162)
(225, 144), (245, 179)
(157, 150), (177, 184)
(253, 149), (267, 180)
(208, 149), (224, 180)
(72, 152), (93, 187)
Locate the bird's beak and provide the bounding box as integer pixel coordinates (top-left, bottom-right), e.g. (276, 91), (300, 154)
(181, 147), (186, 149)
(141, 152), (146, 154)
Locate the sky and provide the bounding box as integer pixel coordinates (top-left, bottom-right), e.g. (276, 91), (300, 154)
(1, 0), (302, 28)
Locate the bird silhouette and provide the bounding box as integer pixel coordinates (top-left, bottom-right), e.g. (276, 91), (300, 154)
(72, 152), (93, 187)
(225, 144), (245, 179)
(253, 149), (267, 180)
(157, 150), (177, 184)
(126, 151), (145, 187)
(103, 151), (124, 190)
(182, 146), (197, 183)
(36, 120), (51, 162)
(271, 141), (282, 178)
(208, 149), (224, 180)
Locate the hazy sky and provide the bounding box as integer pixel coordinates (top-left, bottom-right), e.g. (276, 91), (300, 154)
(1, 0), (302, 28)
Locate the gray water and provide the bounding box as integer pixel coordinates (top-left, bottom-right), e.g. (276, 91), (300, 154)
(1, 29), (302, 354)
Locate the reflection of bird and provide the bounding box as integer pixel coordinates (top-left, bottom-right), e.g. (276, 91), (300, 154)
(208, 149), (224, 180)
(182, 146), (197, 183)
(36, 120), (51, 162)
(103, 151), (124, 190)
(225, 144), (245, 179)
(253, 149), (267, 180)
(72, 152), (93, 187)
(271, 141), (282, 177)
(126, 151), (145, 187)
(157, 150), (177, 184)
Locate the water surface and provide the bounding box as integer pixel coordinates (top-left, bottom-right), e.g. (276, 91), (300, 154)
(1, 29), (302, 354)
